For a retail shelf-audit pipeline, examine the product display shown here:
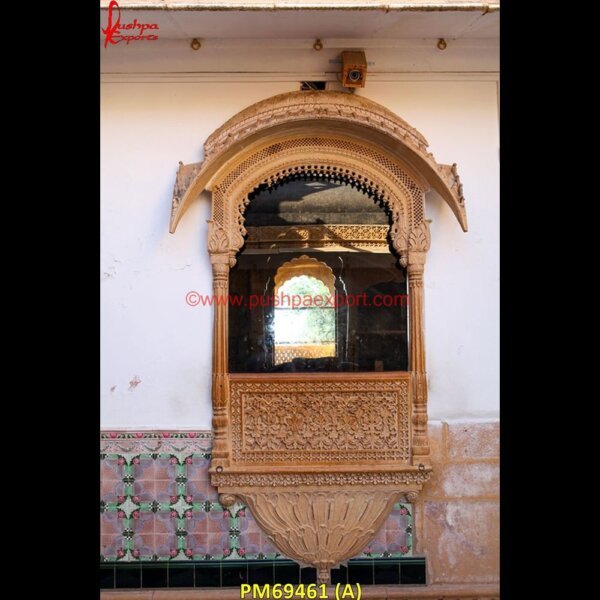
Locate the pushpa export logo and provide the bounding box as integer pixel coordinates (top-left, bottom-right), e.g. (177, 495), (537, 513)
(102, 1), (159, 47)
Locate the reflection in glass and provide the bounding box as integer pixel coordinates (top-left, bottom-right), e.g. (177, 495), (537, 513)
(274, 275), (336, 365)
(228, 177), (408, 373)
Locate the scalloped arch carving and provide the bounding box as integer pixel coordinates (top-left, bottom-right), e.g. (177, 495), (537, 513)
(274, 255), (335, 296)
(208, 136), (422, 267)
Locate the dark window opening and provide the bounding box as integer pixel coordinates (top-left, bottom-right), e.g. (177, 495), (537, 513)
(229, 177), (408, 373)
(300, 81), (326, 90)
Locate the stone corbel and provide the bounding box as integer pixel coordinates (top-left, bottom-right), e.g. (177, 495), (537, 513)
(170, 161), (202, 229)
(439, 163), (466, 207)
(239, 490), (402, 585)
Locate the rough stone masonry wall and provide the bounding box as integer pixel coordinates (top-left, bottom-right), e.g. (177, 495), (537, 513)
(418, 421), (499, 585)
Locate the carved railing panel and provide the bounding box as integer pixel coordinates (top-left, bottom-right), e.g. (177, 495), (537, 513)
(229, 373), (410, 464)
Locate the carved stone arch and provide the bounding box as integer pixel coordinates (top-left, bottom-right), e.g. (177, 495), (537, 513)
(207, 136), (424, 267)
(170, 90), (468, 584)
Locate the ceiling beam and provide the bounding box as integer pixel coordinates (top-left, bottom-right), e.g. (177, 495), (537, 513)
(100, 1), (500, 13)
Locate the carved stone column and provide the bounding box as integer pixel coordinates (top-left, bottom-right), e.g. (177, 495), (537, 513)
(208, 220), (231, 466)
(408, 221), (431, 462)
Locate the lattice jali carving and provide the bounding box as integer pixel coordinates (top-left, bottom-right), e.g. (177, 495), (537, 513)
(229, 375), (410, 464)
(274, 343), (336, 366)
(212, 137), (422, 264)
(212, 186), (225, 227)
(245, 224), (390, 250)
(216, 137), (422, 216)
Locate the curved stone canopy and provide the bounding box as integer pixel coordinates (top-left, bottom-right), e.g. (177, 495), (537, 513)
(169, 90), (468, 234)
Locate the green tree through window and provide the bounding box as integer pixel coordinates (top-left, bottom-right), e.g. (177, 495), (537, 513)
(274, 275), (335, 345)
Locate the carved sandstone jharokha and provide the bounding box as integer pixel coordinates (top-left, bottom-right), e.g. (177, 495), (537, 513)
(170, 91), (467, 583)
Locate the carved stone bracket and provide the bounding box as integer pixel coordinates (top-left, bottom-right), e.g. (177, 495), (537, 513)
(239, 490), (402, 584)
(171, 160), (201, 215)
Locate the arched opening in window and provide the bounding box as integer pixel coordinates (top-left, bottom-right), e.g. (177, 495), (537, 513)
(228, 177), (408, 373)
(274, 272), (336, 365)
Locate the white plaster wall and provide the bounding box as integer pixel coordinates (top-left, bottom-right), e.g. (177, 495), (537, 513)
(357, 82), (500, 420)
(101, 77), (499, 428)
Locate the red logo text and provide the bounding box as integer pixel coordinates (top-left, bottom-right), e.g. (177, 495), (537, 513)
(102, 1), (159, 47)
